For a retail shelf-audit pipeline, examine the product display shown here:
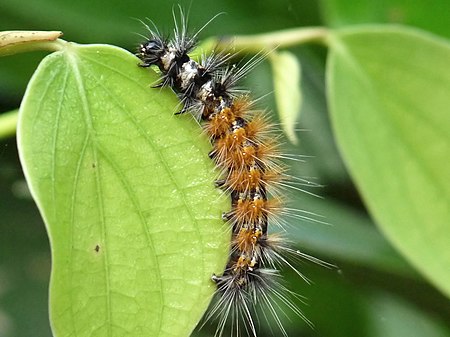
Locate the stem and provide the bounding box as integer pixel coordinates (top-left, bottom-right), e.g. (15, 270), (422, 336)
(0, 110), (18, 139)
(0, 31), (65, 56)
(215, 27), (329, 54)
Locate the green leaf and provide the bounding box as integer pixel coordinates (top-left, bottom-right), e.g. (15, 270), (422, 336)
(17, 42), (229, 337)
(327, 26), (450, 297)
(270, 50), (302, 144)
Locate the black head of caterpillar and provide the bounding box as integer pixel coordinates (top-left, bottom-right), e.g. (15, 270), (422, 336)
(138, 37), (236, 118)
(137, 14), (262, 119)
(138, 36), (169, 69)
(136, 9), (332, 337)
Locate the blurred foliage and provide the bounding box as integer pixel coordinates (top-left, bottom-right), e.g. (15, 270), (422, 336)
(320, 0), (450, 39)
(1, 0), (449, 337)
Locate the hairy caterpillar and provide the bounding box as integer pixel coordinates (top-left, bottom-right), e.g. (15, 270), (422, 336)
(136, 11), (327, 337)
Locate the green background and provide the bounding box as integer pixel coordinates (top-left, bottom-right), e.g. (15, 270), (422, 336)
(1, 0), (449, 336)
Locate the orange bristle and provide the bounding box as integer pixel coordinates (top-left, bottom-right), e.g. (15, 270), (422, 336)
(225, 164), (284, 194)
(231, 96), (252, 116)
(244, 115), (272, 140)
(227, 194), (282, 230)
(205, 107), (236, 137)
(234, 227), (256, 254)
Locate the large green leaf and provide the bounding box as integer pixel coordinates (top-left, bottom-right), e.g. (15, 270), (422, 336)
(17, 42), (229, 337)
(327, 26), (450, 297)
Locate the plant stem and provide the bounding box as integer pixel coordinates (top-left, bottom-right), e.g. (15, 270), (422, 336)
(0, 31), (64, 56)
(203, 27), (329, 55)
(0, 110), (18, 139)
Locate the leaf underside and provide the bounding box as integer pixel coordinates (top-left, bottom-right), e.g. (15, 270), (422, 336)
(327, 26), (450, 298)
(18, 43), (229, 337)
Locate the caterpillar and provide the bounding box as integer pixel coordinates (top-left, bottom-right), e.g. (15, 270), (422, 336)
(137, 11), (325, 337)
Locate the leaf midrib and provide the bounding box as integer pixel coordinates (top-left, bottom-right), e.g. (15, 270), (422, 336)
(66, 49), (113, 337)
